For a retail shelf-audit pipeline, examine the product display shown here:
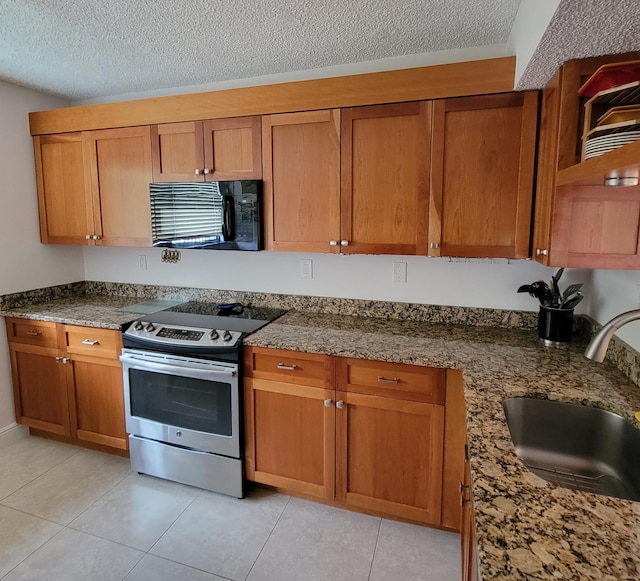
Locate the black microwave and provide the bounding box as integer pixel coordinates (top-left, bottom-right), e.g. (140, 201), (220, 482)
(150, 180), (262, 250)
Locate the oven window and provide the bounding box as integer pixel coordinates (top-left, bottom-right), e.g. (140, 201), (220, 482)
(129, 369), (232, 436)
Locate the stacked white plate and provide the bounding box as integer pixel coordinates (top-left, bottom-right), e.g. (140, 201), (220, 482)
(584, 130), (640, 159)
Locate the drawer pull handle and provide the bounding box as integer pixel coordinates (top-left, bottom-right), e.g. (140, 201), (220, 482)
(276, 363), (298, 371)
(81, 339), (100, 345)
(26, 330), (42, 336)
(377, 376), (400, 384)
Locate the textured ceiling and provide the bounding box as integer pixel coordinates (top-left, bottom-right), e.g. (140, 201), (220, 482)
(517, 0), (640, 90)
(0, 0), (523, 100)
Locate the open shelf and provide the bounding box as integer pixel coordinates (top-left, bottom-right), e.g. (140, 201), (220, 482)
(556, 139), (640, 186)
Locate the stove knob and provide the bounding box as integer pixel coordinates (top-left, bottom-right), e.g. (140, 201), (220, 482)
(133, 321), (143, 331)
(145, 323), (156, 332)
(210, 330), (219, 341)
(222, 330), (232, 342)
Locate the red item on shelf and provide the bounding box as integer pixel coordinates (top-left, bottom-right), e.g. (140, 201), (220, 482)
(578, 60), (640, 98)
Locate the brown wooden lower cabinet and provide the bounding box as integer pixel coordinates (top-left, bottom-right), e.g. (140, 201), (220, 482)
(244, 346), (463, 528)
(244, 377), (335, 499)
(461, 454), (478, 581)
(5, 318), (127, 454)
(8, 341), (71, 436)
(66, 354), (127, 451)
(335, 389), (444, 524)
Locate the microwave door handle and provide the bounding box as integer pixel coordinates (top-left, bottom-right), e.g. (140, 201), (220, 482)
(222, 196), (235, 241)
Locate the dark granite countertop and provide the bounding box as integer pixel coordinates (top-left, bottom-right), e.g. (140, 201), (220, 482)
(244, 311), (640, 580)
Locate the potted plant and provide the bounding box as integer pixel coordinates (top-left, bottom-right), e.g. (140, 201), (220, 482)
(517, 268), (584, 346)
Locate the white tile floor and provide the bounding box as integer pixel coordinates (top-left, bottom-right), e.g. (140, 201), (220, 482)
(0, 437), (460, 581)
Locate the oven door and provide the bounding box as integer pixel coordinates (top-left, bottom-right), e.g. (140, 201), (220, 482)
(120, 348), (240, 458)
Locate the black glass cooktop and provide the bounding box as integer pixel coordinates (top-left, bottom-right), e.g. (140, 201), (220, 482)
(166, 301), (287, 323)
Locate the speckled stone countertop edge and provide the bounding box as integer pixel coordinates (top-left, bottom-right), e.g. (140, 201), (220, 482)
(243, 311), (640, 580)
(1, 288), (640, 578)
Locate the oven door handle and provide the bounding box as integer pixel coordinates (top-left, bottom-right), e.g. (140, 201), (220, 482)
(119, 353), (236, 380)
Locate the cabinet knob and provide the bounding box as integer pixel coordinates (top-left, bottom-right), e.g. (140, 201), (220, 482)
(92, 234), (101, 240)
(429, 242), (439, 250)
(85, 235), (92, 240)
(329, 240), (338, 246)
(195, 169), (202, 175)
(203, 168), (211, 175)
(535, 248), (548, 256)
(340, 240), (349, 247)
(336, 400), (344, 409)
(324, 399), (332, 407)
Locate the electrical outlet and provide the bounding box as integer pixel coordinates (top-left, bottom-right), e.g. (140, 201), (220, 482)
(392, 261), (407, 283)
(137, 255), (147, 270)
(161, 249), (181, 263)
(299, 259), (313, 279)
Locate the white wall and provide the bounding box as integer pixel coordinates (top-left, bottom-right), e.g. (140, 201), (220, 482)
(507, 0), (561, 86)
(588, 269), (640, 349)
(0, 80), (83, 430)
(83, 246), (591, 312)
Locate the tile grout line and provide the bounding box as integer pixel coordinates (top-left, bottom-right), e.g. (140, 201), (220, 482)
(65, 461), (134, 526)
(0, 442), (83, 504)
(367, 518), (383, 581)
(0, 518), (67, 581)
(144, 486), (205, 556)
(241, 493), (293, 581)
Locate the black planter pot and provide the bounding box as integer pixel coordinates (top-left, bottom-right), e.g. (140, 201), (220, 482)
(538, 306), (574, 346)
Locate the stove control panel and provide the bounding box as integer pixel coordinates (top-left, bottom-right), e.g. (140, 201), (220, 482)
(125, 322), (242, 348)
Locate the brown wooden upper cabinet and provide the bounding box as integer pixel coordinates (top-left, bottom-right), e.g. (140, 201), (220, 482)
(262, 109), (342, 253)
(532, 52), (640, 269)
(34, 127), (153, 246)
(428, 92), (538, 259)
(150, 116), (262, 182)
(263, 95), (537, 257)
(262, 103), (430, 254)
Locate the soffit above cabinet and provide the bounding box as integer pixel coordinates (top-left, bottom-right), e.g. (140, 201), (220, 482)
(2, 0), (523, 102)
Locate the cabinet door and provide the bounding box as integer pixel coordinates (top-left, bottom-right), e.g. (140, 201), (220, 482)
(429, 92), (538, 258)
(244, 377), (335, 499)
(34, 133), (93, 245)
(262, 110), (341, 252)
(341, 102), (430, 255)
(8, 342), (70, 436)
(203, 116), (262, 181)
(461, 456), (477, 581)
(86, 126), (153, 246)
(549, 184), (640, 268)
(66, 354), (127, 451)
(532, 71), (561, 264)
(151, 122), (205, 182)
(335, 390), (444, 525)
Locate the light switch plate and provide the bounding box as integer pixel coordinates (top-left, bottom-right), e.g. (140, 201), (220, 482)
(300, 259), (313, 279)
(392, 261), (407, 283)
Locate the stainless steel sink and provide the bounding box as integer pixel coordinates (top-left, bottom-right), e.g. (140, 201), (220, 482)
(502, 397), (640, 501)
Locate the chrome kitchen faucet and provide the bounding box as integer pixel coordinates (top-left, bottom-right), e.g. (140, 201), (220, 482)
(585, 309), (640, 362)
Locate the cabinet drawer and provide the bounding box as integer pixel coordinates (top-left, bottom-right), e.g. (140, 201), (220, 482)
(64, 325), (122, 359)
(337, 358), (445, 405)
(244, 347), (334, 388)
(5, 318), (58, 348)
